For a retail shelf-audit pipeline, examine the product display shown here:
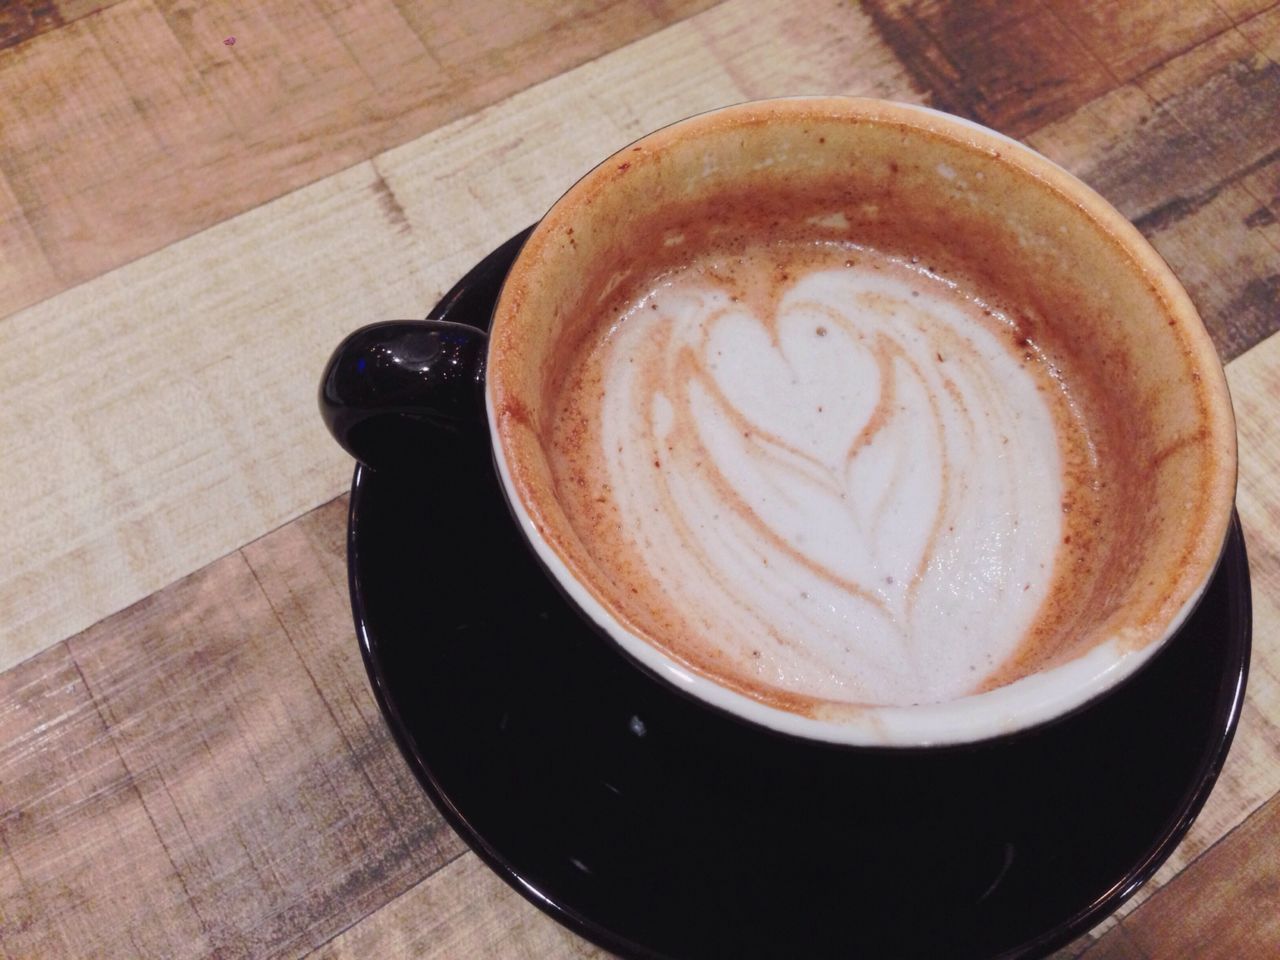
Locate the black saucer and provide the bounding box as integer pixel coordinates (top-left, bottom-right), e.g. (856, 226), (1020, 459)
(346, 233), (1252, 960)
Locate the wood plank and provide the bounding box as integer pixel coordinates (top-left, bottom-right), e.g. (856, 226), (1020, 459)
(0, 643), (209, 957)
(860, 0), (1117, 138)
(1053, 930), (1102, 958)
(0, 497), (468, 957)
(0, 0), (922, 673)
(1079, 793), (1280, 959)
(1139, 157), (1280, 362)
(1238, 2), (1280, 55)
(0, 160), (59, 312)
(0, 0), (718, 318)
(1041, 0), (1234, 83)
(56, 0), (117, 22)
(307, 853), (610, 960)
(1023, 6), (1280, 226)
(0, 0), (65, 51)
(0, 2), (133, 52)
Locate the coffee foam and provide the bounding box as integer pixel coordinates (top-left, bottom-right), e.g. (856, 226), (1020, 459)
(550, 243), (1099, 708)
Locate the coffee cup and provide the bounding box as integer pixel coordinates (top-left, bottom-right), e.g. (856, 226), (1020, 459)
(320, 97), (1237, 747)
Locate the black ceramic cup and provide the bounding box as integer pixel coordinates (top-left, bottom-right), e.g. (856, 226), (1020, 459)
(321, 97), (1237, 749)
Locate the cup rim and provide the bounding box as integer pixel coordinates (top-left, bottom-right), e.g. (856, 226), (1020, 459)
(484, 96), (1238, 747)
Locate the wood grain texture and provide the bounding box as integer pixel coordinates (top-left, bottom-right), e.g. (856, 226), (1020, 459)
(0, 498), (468, 958)
(0, 0), (920, 672)
(1042, 0), (1265, 83)
(0, 1), (62, 51)
(861, 0), (1114, 138)
(0, 161), (435, 671)
(861, 0), (1278, 141)
(0, 0), (717, 318)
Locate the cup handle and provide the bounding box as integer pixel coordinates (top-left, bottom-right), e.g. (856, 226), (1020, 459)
(318, 319), (489, 470)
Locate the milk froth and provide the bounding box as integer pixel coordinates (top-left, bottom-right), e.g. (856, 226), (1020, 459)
(551, 244), (1089, 708)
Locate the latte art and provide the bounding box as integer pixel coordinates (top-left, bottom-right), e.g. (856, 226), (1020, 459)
(552, 246), (1087, 708)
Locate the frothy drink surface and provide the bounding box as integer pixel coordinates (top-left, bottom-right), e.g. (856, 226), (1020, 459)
(550, 242), (1096, 709)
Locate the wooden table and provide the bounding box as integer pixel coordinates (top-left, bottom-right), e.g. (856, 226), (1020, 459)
(1, 1), (1277, 956)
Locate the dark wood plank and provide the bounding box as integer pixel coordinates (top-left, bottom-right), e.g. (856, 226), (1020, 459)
(861, 0), (1117, 137)
(1042, 0), (1236, 83)
(1, 1), (63, 51)
(0, 2), (130, 52)
(1079, 792), (1280, 959)
(1140, 157), (1280, 362)
(0, 0), (720, 317)
(861, 0), (1275, 125)
(0, 497), (466, 958)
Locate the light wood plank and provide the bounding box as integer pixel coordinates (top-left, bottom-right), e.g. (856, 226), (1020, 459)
(0, 0), (717, 318)
(0, 160), (433, 671)
(0, 0), (921, 672)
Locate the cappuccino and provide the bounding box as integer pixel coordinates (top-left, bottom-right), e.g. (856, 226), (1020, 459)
(485, 98), (1235, 742)
(549, 238), (1102, 709)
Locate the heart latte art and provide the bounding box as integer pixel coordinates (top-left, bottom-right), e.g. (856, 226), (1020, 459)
(550, 244), (1097, 709)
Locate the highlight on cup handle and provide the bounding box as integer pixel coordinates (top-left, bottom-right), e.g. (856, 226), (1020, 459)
(318, 318), (490, 471)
